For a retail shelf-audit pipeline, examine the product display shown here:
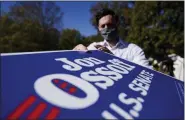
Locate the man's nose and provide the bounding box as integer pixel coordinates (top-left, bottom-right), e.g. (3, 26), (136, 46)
(104, 24), (112, 29)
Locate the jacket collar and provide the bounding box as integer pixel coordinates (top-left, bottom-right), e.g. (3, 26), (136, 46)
(103, 38), (127, 50)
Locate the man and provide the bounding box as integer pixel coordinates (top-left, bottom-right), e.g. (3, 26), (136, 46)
(73, 8), (152, 69)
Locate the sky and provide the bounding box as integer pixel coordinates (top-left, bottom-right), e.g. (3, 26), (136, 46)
(1, 1), (98, 36)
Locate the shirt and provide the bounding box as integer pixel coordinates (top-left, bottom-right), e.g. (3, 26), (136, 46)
(87, 39), (152, 69)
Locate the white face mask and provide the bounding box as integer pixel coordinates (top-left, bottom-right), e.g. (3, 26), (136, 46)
(100, 27), (118, 41)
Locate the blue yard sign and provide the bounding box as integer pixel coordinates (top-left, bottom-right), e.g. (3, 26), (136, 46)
(1, 50), (184, 119)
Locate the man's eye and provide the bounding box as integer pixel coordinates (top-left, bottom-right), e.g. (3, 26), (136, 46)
(107, 23), (114, 27)
(101, 24), (105, 28)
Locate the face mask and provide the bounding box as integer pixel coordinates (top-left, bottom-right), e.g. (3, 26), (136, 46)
(100, 27), (118, 41)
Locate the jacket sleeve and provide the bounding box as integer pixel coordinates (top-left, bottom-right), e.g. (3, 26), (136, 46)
(87, 42), (98, 50)
(131, 45), (153, 69)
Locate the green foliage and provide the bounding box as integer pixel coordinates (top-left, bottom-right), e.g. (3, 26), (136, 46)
(0, 1), (183, 67)
(0, 1), (62, 53)
(58, 29), (102, 50)
(127, 1), (184, 59)
(8, 1), (63, 29)
(0, 16), (43, 52)
(89, 1), (184, 60)
(59, 29), (81, 50)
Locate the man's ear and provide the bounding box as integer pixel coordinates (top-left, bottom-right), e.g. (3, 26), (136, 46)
(97, 26), (101, 33)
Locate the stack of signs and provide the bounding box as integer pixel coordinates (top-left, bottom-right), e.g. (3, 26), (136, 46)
(1, 50), (184, 119)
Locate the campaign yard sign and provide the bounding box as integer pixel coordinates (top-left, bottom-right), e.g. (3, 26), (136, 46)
(1, 50), (184, 119)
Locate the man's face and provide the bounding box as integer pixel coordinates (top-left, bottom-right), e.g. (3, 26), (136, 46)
(98, 15), (117, 31)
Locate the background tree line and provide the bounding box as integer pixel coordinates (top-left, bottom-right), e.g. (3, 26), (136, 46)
(0, 1), (184, 75)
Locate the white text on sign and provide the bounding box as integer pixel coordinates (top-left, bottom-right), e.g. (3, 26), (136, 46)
(34, 56), (154, 119)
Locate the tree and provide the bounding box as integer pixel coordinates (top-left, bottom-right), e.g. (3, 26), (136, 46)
(58, 29), (103, 50)
(59, 29), (84, 50)
(0, 1), (63, 53)
(8, 1), (63, 29)
(127, 1), (184, 59)
(89, 1), (184, 59)
(0, 15), (15, 52)
(0, 16), (44, 52)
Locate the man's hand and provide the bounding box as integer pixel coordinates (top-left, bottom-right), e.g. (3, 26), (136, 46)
(73, 44), (88, 50)
(95, 45), (113, 54)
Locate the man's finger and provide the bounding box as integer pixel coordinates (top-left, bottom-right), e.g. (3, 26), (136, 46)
(97, 46), (104, 50)
(95, 45), (103, 49)
(73, 44), (88, 51)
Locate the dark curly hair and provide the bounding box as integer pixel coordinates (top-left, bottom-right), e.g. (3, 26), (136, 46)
(95, 8), (119, 26)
